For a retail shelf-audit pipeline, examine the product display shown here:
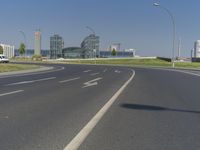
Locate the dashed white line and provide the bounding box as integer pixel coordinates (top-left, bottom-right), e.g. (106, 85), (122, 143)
(6, 77), (56, 86)
(64, 70), (135, 150)
(83, 70), (91, 73)
(59, 77), (80, 83)
(0, 90), (24, 97)
(90, 73), (100, 76)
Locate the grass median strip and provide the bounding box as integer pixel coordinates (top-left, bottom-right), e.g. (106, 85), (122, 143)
(0, 64), (39, 73)
(59, 58), (200, 69)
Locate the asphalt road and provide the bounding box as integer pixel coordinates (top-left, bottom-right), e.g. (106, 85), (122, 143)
(0, 64), (200, 150)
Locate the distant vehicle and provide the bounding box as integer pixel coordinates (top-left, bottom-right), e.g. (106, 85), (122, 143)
(0, 55), (9, 63)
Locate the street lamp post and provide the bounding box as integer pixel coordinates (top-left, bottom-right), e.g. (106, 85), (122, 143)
(153, 2), (176, 68)
(19, 30), (27, 57)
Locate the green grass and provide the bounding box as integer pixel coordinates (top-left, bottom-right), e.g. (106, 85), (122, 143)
(63, 58), (200, 69)
(0, 64), (39, 73)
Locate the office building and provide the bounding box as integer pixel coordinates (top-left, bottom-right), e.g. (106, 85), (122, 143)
(62, 47), (93, 59)
(34, 30), (41, 55)
(50, 34), (64, 59)
(81, 34), (100, 57)
(0, 44), (15, 58)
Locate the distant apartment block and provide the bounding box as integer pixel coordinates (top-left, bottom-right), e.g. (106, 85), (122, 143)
(50, 34), (64, 59)
(34, 30), (41, 55)
(81, 34), (100, 57)
(0, 44), (15, 58)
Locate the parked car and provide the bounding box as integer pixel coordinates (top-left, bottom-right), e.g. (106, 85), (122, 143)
(0, 55), (9, 63)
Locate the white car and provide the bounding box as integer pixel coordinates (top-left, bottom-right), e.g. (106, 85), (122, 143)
(0, 55), (9, 63)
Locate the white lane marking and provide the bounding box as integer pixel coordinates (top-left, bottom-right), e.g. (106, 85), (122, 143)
(115, 70), (121, 73)
(59, 77), (80, 83)
(147, 67), (200, 77)
(103, 69), (107, 73)
(171, 70), (200, 77)
(83, 70), (91, 73)
(0, 90), (24, 97)
(6, 77), (56, 86)
(82, 77), (102, 88)
(33, 77), (56, 82)
(64, 70), (135, 150)
(6, 81), (34, 86)
(90, 73), (100, 76)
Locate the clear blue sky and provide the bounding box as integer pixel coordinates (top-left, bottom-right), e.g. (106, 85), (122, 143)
(0, 0), (199, 57)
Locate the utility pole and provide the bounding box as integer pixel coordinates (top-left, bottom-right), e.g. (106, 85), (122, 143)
(178, 37), (181, 58)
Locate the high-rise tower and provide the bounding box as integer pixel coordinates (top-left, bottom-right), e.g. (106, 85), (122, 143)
(34, 30), (41, 55)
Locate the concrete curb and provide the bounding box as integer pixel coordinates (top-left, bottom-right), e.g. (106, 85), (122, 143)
(0, 66), (54, 76)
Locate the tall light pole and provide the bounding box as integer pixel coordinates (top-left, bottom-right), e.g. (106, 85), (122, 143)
(19, 30), (27, 56)
(153, 2), (176, 68)
(86, 26), (95, 35)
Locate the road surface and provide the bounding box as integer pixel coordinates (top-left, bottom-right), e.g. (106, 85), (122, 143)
(0, 64), (199, 150)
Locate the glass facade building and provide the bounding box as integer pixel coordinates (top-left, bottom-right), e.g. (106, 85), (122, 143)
(62, 47), (93, 59)
(50, 34), (64, 59)
(81, 34), (100, 57)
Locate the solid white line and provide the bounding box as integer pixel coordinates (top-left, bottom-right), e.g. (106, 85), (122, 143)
(59, 77), (80, 83)
(6, 77), (56, 86)
(0, 90), (24, 97)
(83, 70), (91, 73)
(63, 69), (135, 150)
(90, 73), (100, 76)
(172, 70), (200, 77)
(148, 67), (200, 77)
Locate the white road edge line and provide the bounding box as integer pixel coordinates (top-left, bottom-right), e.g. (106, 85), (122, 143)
(59, 77), (80, 83)
(63, 69), (135, 150)
(148, 67), (200, 77)
(0, 90), (24, 97)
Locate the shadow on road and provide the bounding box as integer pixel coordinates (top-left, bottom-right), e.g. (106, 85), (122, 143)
(121, 103), (200, 114)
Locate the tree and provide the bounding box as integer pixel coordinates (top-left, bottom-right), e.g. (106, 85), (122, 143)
(111, 48), (117, 56)
(18, 43), (25, 56)
(0, 45), (3, 54)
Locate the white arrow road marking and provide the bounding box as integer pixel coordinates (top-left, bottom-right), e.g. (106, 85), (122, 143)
(59, 77), (80, 83)
(90, 73), (100, 76)
(82, 77), (102, 88)
(63, 70), (135, 150)
(115, 70), (121, 73)
(6, 77), (56, 86)
(103, 69), (107, 73)
(0, 90), (24, 97)
(83, 70), (91, 73)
